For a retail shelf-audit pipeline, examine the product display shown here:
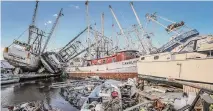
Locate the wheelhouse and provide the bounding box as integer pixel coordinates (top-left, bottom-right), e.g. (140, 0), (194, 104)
(86, 50), (139, 66)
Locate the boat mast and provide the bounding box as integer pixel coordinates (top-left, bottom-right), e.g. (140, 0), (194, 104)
(130, 2), (143, 31)
(101, 12), (105, 56)
(109, 5), (130, 49)
(130, 2), (152, 54)
(41, 8), (63, 53)
(146, 13), (180, 35)
(94, 22), (99, 59)
(85, 1), (91, 59)
(28, 1), (39, 44)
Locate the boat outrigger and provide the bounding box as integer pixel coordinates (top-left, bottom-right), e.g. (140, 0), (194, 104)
(3, 1), (63, 74)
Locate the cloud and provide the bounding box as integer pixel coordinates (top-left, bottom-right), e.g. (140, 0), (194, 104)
(69, 4), (80, 9)
(47, 20), (52, 24)
(44, 20), (52, 26)
(53, 14), (58, 17)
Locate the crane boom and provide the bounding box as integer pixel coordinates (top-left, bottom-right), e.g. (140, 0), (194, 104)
(130, 2), (143, 30)
(130, 2), (153, 54)
(31, 1), (39, 26)
(109, 5), (130, 48)
(28, 1), (39, 44)
(59, 26), (90, 53)
(42, 8), (63, 53)
(85, 1), (91, 59)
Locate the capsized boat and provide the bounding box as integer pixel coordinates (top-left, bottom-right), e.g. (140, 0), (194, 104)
(3, 42), (41, 72)
(3, 1), (42, 73)
(3, 1), (63, 73)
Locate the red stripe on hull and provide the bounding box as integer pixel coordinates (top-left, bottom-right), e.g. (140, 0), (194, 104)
(69, 72), (138, 80)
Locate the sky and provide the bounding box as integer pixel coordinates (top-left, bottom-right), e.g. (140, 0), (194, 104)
(1, 1), (213, 60)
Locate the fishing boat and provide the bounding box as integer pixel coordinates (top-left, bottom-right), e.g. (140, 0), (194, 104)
(1, 73), (20, 85)
(65, 2), (155, 79)
(3, 42), (41, 72)
(3, 1), (63, 73)
(3, 1), (42, 73)
(66, 50), (140, 79)
(137, 12), (213, 87)
(137, 35), (213, 84)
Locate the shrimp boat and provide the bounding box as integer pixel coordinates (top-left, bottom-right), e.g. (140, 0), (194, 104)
(66, 50), (140, 79)
(3, 1), (63, 73)
(137, 35), (213, 84)
(65, 2), (156, 79)
(3, 41), (41, 72)
(137, 13), (213, 86)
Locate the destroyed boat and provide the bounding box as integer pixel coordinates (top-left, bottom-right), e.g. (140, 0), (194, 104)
(137, 12), (213, 89)
(137, 35), (213, 84)
(3, 1), (63, 73)
(1, 73), (20, 85)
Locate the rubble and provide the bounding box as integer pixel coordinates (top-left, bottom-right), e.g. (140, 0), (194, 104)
(5, 101), (61, 111)
(59, 78), (104, 109)
(55, 78), (213, 111)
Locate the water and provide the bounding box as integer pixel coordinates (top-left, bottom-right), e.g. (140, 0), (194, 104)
(1, 77), (79, 111)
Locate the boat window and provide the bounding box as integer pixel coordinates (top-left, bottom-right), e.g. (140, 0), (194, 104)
(141, 57), (145, 60)
(112, 58), (116, 62)
(103, 59), (106, 64)
(154, 56), (159, 60)
(87, 62), (91, 66)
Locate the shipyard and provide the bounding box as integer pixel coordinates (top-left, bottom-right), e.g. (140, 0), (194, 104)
(1, 1), (213, 111)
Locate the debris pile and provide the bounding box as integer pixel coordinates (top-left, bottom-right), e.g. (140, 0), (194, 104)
(5, 101), (60, 111)
(58, 78), (104, 109)
(56, 78), (213, 111)
(81, 80), (123, 111)
(125, 81), (213, 111)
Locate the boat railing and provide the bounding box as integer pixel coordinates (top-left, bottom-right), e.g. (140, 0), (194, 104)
(157, 29), (199, 52)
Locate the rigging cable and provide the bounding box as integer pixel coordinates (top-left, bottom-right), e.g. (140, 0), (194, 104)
(8, 28), (28, 47)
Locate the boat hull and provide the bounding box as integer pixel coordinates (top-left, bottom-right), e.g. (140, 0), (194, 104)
(40, 52), (62, 74)
(1, 78), (20, 85)
(3, 47), (40, 72)
(137, 52), (213, 84)
(66, 58), (138, 80)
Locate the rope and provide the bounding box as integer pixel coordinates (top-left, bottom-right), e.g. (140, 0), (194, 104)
(158, 15), (176, 23)
(8, 28), (28, 47)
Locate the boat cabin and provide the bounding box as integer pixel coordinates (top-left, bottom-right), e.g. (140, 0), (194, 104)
(86, 50), (139, 66)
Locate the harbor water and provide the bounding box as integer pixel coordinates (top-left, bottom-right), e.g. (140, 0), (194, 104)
(1, 77), (79, 111)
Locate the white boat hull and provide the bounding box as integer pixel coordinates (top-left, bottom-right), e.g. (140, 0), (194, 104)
(3, 47), (40, 72)
(65, 58), (139, 79)
(137, 52), (213, 84)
